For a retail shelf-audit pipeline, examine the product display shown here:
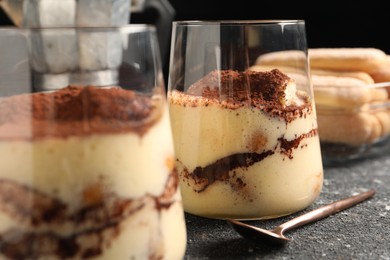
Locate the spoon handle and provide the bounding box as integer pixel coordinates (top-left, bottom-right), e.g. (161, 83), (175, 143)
(279, 189), (375, 233)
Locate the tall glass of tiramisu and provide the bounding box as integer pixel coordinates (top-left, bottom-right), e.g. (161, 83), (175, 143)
(167, 20), (323, 220)
(0, 25), (186, 259)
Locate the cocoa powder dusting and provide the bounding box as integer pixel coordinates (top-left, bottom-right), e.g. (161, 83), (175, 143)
(0, 85), (162, 140)
(171, 69), (312, 122)
(187, 69), (290, 105)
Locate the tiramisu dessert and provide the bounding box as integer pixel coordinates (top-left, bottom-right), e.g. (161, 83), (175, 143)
(0, 86), (186, 259)
(168, 69), (323, 220)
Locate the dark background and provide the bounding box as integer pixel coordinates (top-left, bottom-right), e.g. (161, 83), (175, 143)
(134, 0), (390, 82)
(2, 0), (389, 82)
(165, 0), (390, 52)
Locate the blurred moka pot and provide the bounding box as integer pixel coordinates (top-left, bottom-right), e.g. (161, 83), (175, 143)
(0, 0), (132, 91)
(0, 0), (131, 27)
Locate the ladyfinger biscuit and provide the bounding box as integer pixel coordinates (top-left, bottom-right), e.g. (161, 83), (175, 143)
(317, 112), (382, 145)
(369, 55), (390, 83)
(308, 48), (388, 73)
(312, 75), (388, 109)
(311, 69), (374, 84)
(312, 70), (389, 105)
(374, 110), (390, 138)
(255, 50), (307, 68)
(256, 48), (388, 73)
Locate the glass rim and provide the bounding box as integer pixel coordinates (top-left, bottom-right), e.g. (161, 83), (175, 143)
(0, 24), (157, 33)
(173, 19), (305, 26)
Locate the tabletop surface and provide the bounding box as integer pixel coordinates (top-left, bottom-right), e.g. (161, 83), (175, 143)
(183, 154), (390, 260)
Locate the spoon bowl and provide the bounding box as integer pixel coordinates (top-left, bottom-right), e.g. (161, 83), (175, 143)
(227, 189), (376, 244)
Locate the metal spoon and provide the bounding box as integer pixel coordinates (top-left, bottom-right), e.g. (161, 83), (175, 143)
(227, 189), (375, 244)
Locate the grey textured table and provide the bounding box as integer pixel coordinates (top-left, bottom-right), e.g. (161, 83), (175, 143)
(183, 154), (390, 260)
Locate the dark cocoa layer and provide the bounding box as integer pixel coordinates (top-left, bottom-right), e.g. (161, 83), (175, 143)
(0, 86), (162, 140)
(179, 129), (318, 193)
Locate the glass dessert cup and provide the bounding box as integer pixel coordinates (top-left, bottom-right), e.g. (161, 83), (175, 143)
(0, 25), (186, 259)
(167, 20), (324, 220)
